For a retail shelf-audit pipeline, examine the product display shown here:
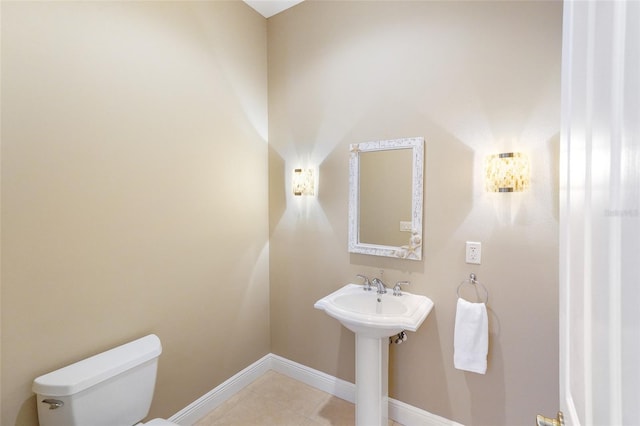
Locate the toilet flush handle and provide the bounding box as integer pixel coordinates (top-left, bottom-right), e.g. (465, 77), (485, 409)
(42, 399), (64, 410)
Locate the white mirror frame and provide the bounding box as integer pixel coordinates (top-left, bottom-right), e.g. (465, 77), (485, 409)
(348, 137), (424, 260)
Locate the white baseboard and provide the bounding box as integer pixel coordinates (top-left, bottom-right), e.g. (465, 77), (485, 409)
(388, 398), (463, 426)
(267, 353), (356, 404)
(169, 353), (463, 426)
(168, 354), (272, 425)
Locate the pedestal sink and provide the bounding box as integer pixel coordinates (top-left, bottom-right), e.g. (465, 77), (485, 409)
(314, 284), (434, 426)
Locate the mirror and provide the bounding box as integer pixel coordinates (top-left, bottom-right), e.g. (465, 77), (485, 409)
(348, 137), (424, 260)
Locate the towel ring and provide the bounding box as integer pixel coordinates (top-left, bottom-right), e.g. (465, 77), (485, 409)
(456, 273), (489, 304)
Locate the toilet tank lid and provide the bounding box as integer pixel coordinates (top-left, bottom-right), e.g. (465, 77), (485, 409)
(32, 334), (162, 397)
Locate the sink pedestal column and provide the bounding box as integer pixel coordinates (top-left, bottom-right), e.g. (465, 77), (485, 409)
(355, 334), (389, 426)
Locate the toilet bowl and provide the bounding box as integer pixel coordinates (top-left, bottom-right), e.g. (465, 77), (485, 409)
(33, 334), (179, 426)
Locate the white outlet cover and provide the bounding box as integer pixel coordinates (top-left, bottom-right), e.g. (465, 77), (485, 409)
(465, 241), (481, 264)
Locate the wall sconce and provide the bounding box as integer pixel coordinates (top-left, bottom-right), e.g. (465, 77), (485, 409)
(292, 168), (315, 196)
(485, 152), (530, 192)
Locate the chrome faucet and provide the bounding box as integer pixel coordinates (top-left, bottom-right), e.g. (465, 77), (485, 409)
(356, 274), (372, 291)
(371, 278), (387, 294)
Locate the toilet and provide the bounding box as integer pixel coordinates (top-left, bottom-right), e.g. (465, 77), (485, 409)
(32, 334), (179, 426)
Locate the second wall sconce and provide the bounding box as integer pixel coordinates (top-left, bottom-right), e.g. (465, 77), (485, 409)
(292, 168), (315, 196)
(485, 152), (530, 192)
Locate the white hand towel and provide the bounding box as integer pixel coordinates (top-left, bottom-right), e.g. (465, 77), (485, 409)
(454, 297), (488, 374)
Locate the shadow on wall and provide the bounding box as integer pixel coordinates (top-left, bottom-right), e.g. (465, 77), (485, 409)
(387, 287), (505, 424)
(422, 121), (475, 252)
(335, 327), (356, 384)
(16, 397), (37, 426)
(466, 306), (505, 425)
(548, 134), (561, 222)
(317, 145), (349, 242)
(388, 307), (454, 417)
(269, 145), (287, 236)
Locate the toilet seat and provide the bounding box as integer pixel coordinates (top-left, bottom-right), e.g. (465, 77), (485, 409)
(142, 419), (180, 426)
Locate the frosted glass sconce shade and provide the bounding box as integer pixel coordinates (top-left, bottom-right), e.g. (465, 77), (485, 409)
(292, 168), (315, 196)
(485, 152), (530, 192)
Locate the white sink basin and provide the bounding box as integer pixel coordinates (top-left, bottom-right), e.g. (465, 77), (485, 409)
(314, 283), (434, 338)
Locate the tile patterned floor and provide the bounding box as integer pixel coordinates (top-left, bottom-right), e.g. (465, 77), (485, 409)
(194, 370), (403, 426)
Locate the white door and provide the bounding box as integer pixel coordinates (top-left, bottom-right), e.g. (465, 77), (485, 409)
(559, 1), (640, 425)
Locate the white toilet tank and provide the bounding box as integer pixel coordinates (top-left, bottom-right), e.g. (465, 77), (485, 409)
(33, 334), (162, 426)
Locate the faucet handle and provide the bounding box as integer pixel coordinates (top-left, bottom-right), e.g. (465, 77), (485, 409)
(356, 274), (372, 291)
(393, 281), (410, 296)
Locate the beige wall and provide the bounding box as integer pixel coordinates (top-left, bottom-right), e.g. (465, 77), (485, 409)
(268, 1), (561, 425)
(1, 2), (269, 425)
